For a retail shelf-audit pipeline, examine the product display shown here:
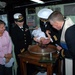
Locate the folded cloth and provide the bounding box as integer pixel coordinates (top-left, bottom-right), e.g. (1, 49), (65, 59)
(3, 58), (14, 67)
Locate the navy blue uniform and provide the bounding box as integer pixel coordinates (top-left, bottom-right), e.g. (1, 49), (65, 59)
(11, 23), (32, 75)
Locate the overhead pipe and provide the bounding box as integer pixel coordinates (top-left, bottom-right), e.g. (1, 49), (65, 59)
(14, 0), (62, 8)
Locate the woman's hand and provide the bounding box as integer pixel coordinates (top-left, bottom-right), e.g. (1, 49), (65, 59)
(5, 58), (10, 63)
(4, 53), (12, 59)
(4, 53), (12, 63)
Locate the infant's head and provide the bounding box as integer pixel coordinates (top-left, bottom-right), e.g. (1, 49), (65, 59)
(40, 38), (50, 45)
(40, 37), (45, 43)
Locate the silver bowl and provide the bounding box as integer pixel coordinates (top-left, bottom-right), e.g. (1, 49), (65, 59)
(28, 45), (57, 55)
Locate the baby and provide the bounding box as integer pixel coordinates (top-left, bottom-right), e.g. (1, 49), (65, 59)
(32, 26), (51, 43)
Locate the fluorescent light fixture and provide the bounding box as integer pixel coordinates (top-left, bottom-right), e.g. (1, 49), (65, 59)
(31, 0), (44, 4)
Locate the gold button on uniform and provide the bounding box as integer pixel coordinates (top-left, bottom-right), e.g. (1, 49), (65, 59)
(24, 37), (26, 39)
(24, 40), (26, 42)
(24, 34), (26, 35)
(25, 43), (26, 44)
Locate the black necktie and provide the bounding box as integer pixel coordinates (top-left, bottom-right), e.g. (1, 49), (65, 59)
(21, 28), (23, 31)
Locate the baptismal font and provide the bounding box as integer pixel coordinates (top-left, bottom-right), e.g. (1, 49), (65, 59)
(28, 43), (57, 75)
(28, 42), (57, 56)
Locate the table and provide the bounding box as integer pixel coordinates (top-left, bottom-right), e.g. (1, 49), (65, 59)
(18, 49), (61, 75)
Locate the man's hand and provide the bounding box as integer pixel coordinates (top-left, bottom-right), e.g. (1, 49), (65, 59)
(56, 45), (62, 51)
(46, 30), (51, 39)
